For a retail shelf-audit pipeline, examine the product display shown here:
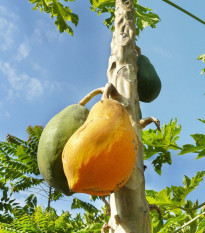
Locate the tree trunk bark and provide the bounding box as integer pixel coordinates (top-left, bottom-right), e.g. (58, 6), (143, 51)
(107, 0), (151, 232)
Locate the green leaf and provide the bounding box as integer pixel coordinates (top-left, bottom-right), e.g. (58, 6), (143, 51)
(179, 134), (205, 159)
(196, 217), (205, 233)
(89, 0), (160, 37)
(197, 54), (205, 74)
(142, 119), (181, 174)
(29, 0), (79, 35)
(0, 125), (65, 220)
(197, 54), (205, 63)
(71, 198), (99, 213)
(147, 172), (205, 210)
(183, 175), (191, 189)
(77, 223), (102, 233)
(198, 118), (205, 124)
(147, 172), (205, 232)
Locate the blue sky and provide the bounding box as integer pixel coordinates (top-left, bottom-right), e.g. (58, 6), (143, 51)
(0, 0), (205, 214)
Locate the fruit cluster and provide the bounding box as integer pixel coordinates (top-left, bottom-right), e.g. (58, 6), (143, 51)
(37, 54), (161, 196)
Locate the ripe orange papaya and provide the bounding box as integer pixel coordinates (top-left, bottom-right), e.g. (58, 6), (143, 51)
(37, 104), (89, 195)
(62, 99), (138, 196)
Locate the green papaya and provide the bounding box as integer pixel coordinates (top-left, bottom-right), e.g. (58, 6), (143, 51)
(37, 104), (89, 195)
(137, 55), (161, 103)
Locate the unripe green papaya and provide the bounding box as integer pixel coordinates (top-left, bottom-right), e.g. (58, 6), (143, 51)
(37, 104), (89, 195)
(137, 55), (161, 103)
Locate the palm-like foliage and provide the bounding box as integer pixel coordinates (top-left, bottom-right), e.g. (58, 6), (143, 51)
(0, 126), (63, 222)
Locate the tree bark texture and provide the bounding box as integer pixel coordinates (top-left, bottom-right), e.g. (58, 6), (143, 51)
(107, 0), (151, 232)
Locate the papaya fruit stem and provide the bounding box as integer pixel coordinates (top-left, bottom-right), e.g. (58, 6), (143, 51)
(135, 45), (141, 56)
(102, 83), (129, 107)
(148, 204), (162, 219)
(78, 87), (104, 106)
(133, 117), (160, 131)
(101, 196), (111, 216)
(101, 223), (112, 233)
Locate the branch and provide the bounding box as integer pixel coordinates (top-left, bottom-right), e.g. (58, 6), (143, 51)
(191, 201), (205, 211)
(101, 223), (111, 233)
(133, 117), (160, 130)
(178, 201), (205, 212)
(149, 204), (162, 219)
(136, 45), (141, 56)
(101, 196), (111, 216)
(173, 211), (205, 233)
(78, 87), (104, 106)
(162, 0), (205, 25)
(151, 201), (205, 213)
(102, 83), (129, 107)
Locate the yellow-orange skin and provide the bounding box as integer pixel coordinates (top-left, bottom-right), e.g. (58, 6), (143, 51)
(62, 99), (138, 196)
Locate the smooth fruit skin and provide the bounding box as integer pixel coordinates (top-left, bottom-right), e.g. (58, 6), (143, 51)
(37, 104), (89, 195)
(137, 55), (161, 103)
(62, 99), (138, 196)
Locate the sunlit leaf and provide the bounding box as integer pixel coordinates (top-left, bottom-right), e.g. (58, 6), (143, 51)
(142, 119), (181, 174)
(71, 198), (99, 213)
(29, 0), (79, 35)
(90, 0), (160, 38)
(179, 134), (205, 159)
(197, 54), (205, 74)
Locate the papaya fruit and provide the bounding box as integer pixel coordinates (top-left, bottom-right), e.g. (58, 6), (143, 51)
(37, 104), (89, 195)
(137, 55), (161, 103)
(62, 99), (138, 196)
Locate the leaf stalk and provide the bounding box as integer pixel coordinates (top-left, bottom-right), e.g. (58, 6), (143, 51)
(162, 0), (205, 25)
(173, 211), (205, 232)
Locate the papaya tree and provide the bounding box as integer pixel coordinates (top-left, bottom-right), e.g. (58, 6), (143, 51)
(28, 0), (205, 232)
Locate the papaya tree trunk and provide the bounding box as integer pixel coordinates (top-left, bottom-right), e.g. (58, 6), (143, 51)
(107, 0), (151, 232)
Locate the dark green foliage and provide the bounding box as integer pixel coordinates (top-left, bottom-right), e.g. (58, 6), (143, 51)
(137, 55), (162, 102)
(0, 126), (66, 223)
(0, 126), (44, 222)
(0, 198), (108, 233)
(71, 198), (98, 214)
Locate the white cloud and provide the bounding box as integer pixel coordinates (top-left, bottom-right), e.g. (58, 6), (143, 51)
(31, 61), (48, 77)
(32, 28), (43, 45)
(0, 61), (44, 100)
(152, 46), (174, 60)
(0, 6), (67, 102)
(5, 111), (11, 118)
(0, 5), (18, 51)
(44, 80), (62, 94)
(16, 39), (30, 61)
(0, 5), (18, 20)
(0, 17), (15, 51)
(31, 19), (65, 45)
(27, 78), (44, 100)
(0, 102), (11, 118)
